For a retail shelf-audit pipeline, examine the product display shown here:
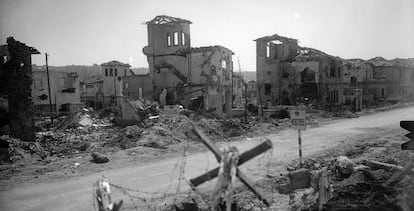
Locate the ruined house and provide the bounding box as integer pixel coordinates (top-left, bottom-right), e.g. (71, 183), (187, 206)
(255, 33), (414, 110)
(255, 34), (335, 106)
(246, 80), (257, 105)
(80, 76), (104, 109)
(232, 73), (245, 107)
(100, 60), (132, 106)
(143, 15), (233, 117)
(390, 58), (414, 101)
(122, 74), (153, 100)
(31, 68), (80, 112)
(0, 37), (39, 141)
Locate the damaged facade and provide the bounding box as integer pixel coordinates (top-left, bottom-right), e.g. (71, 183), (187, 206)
(80, 61), (153, 109)
(31, 68), (80, 112)
(232, 73), (245, 107)
(255, 34), (414, 110)
(122, 74), (153, 100)
(0, 37), (39, 141)
(101, 60), (132, 106)
(80, 75), (104, 109)
(143, 15), (233, 117)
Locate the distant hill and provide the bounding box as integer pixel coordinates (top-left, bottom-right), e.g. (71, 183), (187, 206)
(32, 64), (102, 82)
(32, 65), (151, 81)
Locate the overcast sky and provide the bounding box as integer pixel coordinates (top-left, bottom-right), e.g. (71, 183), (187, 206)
(1, 0), (413, 71)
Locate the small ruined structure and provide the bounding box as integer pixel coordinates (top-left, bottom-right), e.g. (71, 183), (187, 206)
(80, 75), (104, 109)
(255, 33), (414, 110)
(81, 61), (153, 109)
(0, 37), (39, 141)
(100, 60), (132, 106)
(232, 73), (245, 107)
(121, 74), (153, 100)
(143, 15), (234, 117)
(31, 68), (80, 112)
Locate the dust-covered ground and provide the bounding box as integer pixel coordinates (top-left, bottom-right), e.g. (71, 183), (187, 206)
(0, 103), (413, 211)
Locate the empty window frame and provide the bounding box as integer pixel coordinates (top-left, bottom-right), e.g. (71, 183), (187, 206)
(221, 60), (227, 69)
(167, 32), (171, 47)
(115, 69), (117, 76)
(105, 69), (108, 77)
(264, 83), (271, 95)
(337, 67), (341, 78)
(181, 32), (186, 45)
(173, 32), (179, 46)
(266, 43), (270, 58)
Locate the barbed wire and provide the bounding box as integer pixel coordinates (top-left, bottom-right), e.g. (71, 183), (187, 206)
(91, 116), (277, 210)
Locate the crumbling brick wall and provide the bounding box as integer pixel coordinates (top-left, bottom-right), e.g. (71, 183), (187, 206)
(1, 37), (38, 141)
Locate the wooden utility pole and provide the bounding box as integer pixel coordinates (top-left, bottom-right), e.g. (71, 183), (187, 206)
(45, 53), (53, 124)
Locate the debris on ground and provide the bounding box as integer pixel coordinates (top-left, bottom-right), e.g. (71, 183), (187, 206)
(91, 152), (109, 163)
(333, 156), (354, 178)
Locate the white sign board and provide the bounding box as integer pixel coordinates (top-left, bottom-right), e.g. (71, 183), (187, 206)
(290, 109), (306, 131)
(163, 105), (180, 116)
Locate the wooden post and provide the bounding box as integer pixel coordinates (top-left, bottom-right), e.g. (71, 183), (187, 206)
(213, 147), (239, 211)
(95, 177), (123, 211)
(298, 130), (303, 167)
(190, 139), (272, 187)
(318, 167), (331, 210)
(191, 125), (272, 206)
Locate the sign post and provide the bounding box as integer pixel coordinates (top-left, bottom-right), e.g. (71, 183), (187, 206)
(290, 109), (306, 167)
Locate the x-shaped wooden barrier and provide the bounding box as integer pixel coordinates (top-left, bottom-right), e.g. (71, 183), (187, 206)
(189, 125), (273, 206)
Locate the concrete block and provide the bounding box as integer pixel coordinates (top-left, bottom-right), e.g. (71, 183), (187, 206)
(288, 168), (311, 190)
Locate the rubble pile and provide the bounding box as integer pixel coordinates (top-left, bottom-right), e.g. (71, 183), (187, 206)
(284, 144), (414, 210)
(128, 99), (160, 119)
(57, 108), (113, 131)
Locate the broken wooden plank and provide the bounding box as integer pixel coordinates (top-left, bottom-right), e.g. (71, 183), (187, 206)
(192, 125), (222, 162)
(191, 125), (272, 206)
(236, 169), (272, 206)
(364, 160), (403, 171)
(317, 167), (332, 211)
(383, 157), (414, 186)
(190, 139), (272, 187)
(364, 160), (414, 174)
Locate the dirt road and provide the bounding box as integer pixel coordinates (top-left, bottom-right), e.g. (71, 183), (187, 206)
(1, 106), (413, 211)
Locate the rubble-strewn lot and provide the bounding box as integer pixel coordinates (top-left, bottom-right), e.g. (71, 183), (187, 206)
(156, 128), (413, 211)
(0, 102), (413, 210)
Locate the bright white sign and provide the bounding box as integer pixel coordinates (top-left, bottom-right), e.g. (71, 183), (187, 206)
(290, 109), (306, 131)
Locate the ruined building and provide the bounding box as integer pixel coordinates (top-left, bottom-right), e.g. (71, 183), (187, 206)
(101, 60), (132, 106)
(0, 37), (39, 141)
(143, 15), (233, 117)
(31, 68), (80, 112)
(255, 34), (327, 106)
(255, 33), (414, 110)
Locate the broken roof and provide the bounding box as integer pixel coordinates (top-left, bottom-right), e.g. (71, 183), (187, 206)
(81, 75), (103, 84)
(390, 58), (414, 68)
(4, 37), (40, 55)
(146, 15), (192, 25)
(368, 57), (394, 67)
(295, 47), (338, 62)
(101, 60), (131, 67)
(254, 33), (298, 43)
(342, 59), (368, 68)
(188, 45), (234, 55)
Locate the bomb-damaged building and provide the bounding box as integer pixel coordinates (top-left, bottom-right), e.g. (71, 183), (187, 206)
(143, 15), (234, 117)
(255, 33), (414, 110)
